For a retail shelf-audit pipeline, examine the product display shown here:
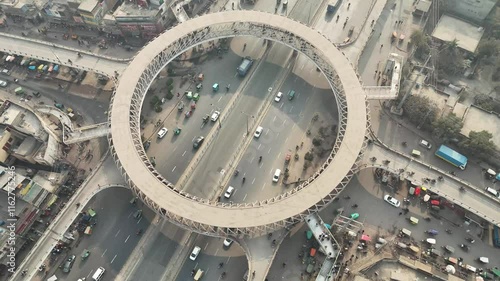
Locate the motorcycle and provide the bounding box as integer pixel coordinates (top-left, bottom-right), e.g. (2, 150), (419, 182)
(136, 229), (142, 235)
(445, 229), (452, 234)
(459, 186), (466, 192)
(351, 204), (358, 208)
(234, 170), (239, 177)
(460, 244), (469, 252)
(465, 237), (475, 243)
(259, 156), (262, 163)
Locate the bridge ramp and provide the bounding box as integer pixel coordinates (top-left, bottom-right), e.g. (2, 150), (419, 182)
(63, 123), (110, 144)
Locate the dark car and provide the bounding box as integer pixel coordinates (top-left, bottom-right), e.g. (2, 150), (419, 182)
(193, 136), (205, 149)
(63, 255), (76, 273)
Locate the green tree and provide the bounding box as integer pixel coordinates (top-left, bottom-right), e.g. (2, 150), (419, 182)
(402, 95), (438, 130)
(410, 30), (430, 58)
(460, 130), (497, 155)
(476, 40), (499, 59)
(150, 96), (160, 109)
(474, 94), (494, 111)
(165, 91), (174, 100)
(437, 39), (464, 75)
(432, 113), (463, 141)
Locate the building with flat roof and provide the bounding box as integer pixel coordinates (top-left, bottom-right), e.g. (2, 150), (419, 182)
(78, 0), (104, 25)
(431, 14), (485, 54)
(0, 100), (59, 166)
(461, 106), (500, 149)
(412, 0), (432, 17)
(113, 1), (168, 40)
(444, 0), (498, 23)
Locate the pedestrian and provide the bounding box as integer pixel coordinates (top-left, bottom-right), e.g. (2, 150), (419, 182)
(375, 70), (378, 74)
(347, 3), (351, 9)
(282, 262), (286, 268)
(380, 44), (383, 49)
(399, 212), (403, 216)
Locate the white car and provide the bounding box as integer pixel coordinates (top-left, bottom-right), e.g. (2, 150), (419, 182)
(254, 126), (263, 138)
(157, 127), (168, 139)
(224, 186), (235, 199)
(384, 195), (401, 208)
(274, 92), (283, 102)
(189, 246), (201, 261)
(0, 80), (7, 87)
(223, 238), (233, 247)
(419, 139), (432, 150)
(272, 169), (281, 183)
(211, 111), (220, 122)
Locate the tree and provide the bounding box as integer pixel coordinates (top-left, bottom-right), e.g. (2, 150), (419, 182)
(476, 40), (499, 59)
(474, 94), (494, 111)
(402, 95), (438, 130)
(432, 113), (463, 141)
(460, 130), (497, 155)
(410, 30), (430, 58)
(437, 39), (464, 75)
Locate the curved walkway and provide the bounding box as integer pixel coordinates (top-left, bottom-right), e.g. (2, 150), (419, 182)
(0, 32), (128, 77)
(109, 11), (368, 236)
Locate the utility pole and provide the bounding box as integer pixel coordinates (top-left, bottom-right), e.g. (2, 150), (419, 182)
(393, 54), (432, 114)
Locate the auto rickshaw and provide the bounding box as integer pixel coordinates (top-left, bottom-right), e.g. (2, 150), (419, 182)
(81, 249), (90, 260)
(196, 83), (202, 90)
(350, 213), (359, 220)
(212, 83), (219, 92)
(198, 73), (204, 81)
(185, 110), (192, 118)
(186, 91), (193, 100)
(177, 102), (184, 111)
(202, 115), (209, 124)
(174, 127), (181, 135)
(409, 216), (419, 224)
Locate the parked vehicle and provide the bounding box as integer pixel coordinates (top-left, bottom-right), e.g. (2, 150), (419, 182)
(327, 0), (341, 13)
(434, 145), (467, 170)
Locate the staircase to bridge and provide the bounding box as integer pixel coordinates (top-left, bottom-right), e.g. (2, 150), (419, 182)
(171, 0), (191, 23)
(62, 122), (110, 144)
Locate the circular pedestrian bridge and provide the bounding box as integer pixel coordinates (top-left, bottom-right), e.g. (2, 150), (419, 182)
(109, 10), (369, 237)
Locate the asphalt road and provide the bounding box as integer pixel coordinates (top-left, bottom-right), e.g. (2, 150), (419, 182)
(176, 235), (247, 281)
(227, 74), (338, 203)
(146, 50), (244, 184)
(1, 61), (110, 124)
(57, 187), (151, 281)
(268, 170), (499, 280)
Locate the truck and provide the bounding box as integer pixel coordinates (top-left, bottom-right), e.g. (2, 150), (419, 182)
(327, 0), (341, 13)
(434, 145), (467, 170)
(237, 57), (253, 76)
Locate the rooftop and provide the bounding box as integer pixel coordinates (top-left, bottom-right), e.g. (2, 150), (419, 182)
(415, 0), (431, 13)
(461, 106), (500, 148)
(78, 0), (98, 13)
(431, 14), (484, 53)
(114, 2), (161, 18)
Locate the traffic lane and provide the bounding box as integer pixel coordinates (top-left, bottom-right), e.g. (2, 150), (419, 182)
(61, 187), (152, 281)
(184, 62), (283, 197)
(342, 172), (499, 268)
(315, 0), (373, 43)
(150, 50), (247, 183)
(177, 238), (247, 281)
(229, 85), (338, 202)
(375, 110), (499, 192)
(129, 230), (182, 281)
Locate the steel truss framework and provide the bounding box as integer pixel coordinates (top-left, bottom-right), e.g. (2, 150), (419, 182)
(108, 12), (370, 237)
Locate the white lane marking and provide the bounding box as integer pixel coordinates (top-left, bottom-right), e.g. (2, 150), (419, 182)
(243, 194), (248, 201)
(280, 103), (284, 109)
(111, 255), (117, 264)
(172, 147), (177, 152)
(128, 212), (133, 219)
(261, 183), (266, 190)
(172, 166), (176, 172)
(137, 217), (142, 224)
(276, 132), (280, 137)
(215, 249), (219, 256)
(115, 230), (120, 237)
(204, 242), (209, 250)
(268, 147), (271, 154)
(252, 178), (256, 184)
(273, 116), (276, 122)
(283, 119), (287, 126)
(265, 129), (269, 135)
(300, 64), (305, 70)
(258, 144), (262, 150)
(182, 151), (187, 156)
(306, 97), (310, 103)
(192, 136), (196, 142)
(218, 96), (223, 102)
(289, 106), (294, 113)
(101, 249), (107, 257)
(277, 152), (281, 159)
(285, 136), (289, 143)
(297, 92), (301, 99)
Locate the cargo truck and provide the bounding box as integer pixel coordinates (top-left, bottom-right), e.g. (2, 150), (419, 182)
(434, 145), (467, 170)
(237, 57), (253, 76)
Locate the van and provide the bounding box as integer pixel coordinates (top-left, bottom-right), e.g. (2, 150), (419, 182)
(288, 90), (295, 100)
(92, 267), (105, 281)
(485, 187), (499, 198)
(272, 169), (281, 183)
